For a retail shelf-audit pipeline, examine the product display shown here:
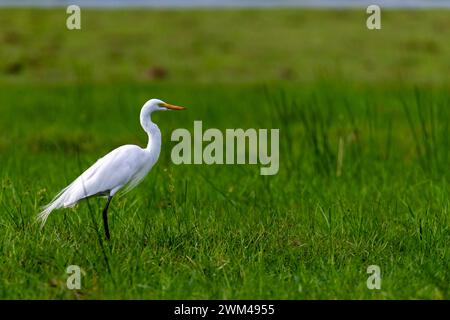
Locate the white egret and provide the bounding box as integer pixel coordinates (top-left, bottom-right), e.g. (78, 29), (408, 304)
(37, 99), (186, 239)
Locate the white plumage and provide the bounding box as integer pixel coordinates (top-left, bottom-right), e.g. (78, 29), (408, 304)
(37, 98), (186, 239)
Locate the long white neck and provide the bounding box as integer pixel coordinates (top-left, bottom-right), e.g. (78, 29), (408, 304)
(140, 109), (162, 153)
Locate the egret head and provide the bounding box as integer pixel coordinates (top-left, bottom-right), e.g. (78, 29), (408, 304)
(143, 99), (186, 113)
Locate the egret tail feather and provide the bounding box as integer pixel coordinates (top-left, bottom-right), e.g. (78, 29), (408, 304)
(36, 182), (80, 228)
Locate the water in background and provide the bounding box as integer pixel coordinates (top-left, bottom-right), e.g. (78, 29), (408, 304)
(1, 0), (450, 8)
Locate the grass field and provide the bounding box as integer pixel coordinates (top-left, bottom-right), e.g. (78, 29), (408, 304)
(0, 8), (449, 299)
(1, 9), (450, 84)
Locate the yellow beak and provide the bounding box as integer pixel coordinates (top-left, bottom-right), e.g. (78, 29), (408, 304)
(160, 103), (186, 110)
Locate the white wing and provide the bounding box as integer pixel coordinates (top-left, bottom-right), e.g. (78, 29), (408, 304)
(37, 145), (152, 227)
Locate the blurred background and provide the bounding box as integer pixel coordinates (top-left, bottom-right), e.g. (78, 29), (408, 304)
(0, 0), (449, 85)
(1, 0), (450, 7)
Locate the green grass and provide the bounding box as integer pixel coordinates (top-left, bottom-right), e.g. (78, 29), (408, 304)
(0, 8), (449, 299)
(0, 82), (449, 299)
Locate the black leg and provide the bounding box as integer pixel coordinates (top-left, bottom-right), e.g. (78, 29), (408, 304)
(102, 195), (113, 240)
